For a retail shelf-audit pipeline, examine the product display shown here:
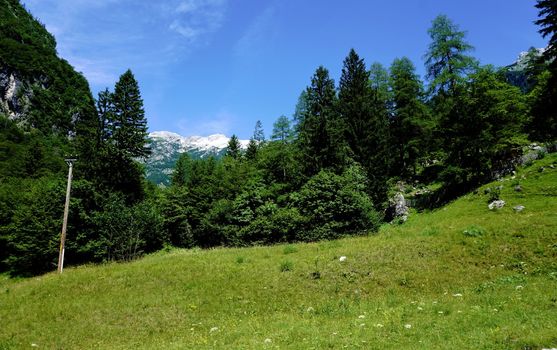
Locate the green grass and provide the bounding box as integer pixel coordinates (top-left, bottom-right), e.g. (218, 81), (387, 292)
(1, 155), (556, 349)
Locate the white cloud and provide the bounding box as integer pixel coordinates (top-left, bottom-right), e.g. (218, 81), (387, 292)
(234, 6), (277, 58)
(170, 0), (227, 41)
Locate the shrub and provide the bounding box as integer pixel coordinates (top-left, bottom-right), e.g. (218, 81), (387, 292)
(280, 260), (293, 272)
(291, 165), (381, 241)
(463, 225), (485, 237)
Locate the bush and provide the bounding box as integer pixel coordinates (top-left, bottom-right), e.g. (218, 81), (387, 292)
(291, 165), (381, 241)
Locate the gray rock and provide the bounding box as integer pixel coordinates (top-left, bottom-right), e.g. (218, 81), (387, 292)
(488, 200), (506, 210)
(513, 205), (525, 212)
(388, 193), (409, 223)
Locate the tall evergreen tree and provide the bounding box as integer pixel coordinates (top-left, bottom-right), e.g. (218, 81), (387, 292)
(530, 0), (557, 141)
(271, 115), (293, 143)
(298, 66), (345, 176)
(226, 134), (242, 160)
(338, 49), (388, 208)
(535, 0), (557, 66)
(253, 120), (265, 143)
(389, 57), (431, 177)
(96, 88), (114, 146)
(246, 120), (265, 161)
(424, 15), (477, 97)
(112, 69), (150, 158)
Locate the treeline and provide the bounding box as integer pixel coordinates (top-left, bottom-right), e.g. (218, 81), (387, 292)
(0, 1), (556, 277)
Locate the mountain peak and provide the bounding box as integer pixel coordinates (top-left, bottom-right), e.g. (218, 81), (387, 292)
(145, 131), (249, 185)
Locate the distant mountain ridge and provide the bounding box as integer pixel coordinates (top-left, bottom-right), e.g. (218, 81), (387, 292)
(145, 131), (249, 186)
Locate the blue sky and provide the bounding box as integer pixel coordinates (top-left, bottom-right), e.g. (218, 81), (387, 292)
(23, 0), (547, 139)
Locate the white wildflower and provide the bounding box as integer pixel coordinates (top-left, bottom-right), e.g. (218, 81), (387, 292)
(210, 327), (219, 333)
(453, 293), (463, 297)
(358, 315), (365, 319)
(339, 256), (347, 262)
(404, 324), (412, 329)
(264, 338), (272, 344)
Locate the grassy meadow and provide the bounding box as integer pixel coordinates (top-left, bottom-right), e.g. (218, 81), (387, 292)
(1, 154), (556, 349)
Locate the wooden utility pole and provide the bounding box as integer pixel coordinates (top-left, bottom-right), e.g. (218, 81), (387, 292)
(58, 158), (76, 274)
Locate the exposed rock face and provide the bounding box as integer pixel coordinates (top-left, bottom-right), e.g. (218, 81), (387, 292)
(0, 68), (30, 119)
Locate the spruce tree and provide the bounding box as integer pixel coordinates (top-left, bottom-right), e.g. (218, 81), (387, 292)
(530, 0), (557, 141)
(298, 66), (345, 176)
(535, 0), (557, 66)
(338, 49), (388, 208)
(246, 121), (265, 161)
(112, 69), (150, 158)
(389, 57), (431, 177)
(226, 134), (242, 159)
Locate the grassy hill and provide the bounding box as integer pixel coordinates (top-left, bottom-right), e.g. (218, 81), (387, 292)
(1, 154), (556, 349)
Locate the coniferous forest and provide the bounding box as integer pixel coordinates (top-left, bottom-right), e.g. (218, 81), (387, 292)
(1, 0), (556, 277)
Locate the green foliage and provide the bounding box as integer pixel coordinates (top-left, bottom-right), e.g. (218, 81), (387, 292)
(93, 194), (165, 262)
(299, 66), (346, 176)
(529, 70), (557, 141)
(389, 57), (432, 178)
(440, 67), (529, 191)
(462, 225), (485, 237)
(425, 14), (477, 96)
(535, 0), (557, 65)
(271, 115), (293, 143)
(226, 134), (242, 160)
(292, 165), (380, 241)
(338, 50), (390, 208)
(279, 260), (293, 272)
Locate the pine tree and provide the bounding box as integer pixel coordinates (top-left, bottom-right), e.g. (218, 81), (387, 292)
(226, 134), (242, 159)
(172, 153), (192, 187)
(389, 57), (431, 177)
(112, 69), (150, 158)
(424, 15), (477, 97)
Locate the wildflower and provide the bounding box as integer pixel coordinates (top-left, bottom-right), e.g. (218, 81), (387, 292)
(210, 327), (219, 333)
(375, 324), (384, 328)
(404, 324), (412, 329)
(358, 315), (365, 319)
(307, 307), (315, 312)
(264, 338), (272, 344)
(453, 293), (463, 297)
(417, 306), (423, 311)
(339, 256), (347, 262)
(516, 285), (524, 290)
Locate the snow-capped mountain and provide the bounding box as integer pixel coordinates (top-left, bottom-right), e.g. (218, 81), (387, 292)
(145, 131), (249, 186)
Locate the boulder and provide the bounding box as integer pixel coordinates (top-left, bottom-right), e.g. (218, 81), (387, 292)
(513, 205), (525, 212)
(488, 200), (506, 210)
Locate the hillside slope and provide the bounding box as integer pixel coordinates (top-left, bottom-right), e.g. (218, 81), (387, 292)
(1, 154), (556, 349)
